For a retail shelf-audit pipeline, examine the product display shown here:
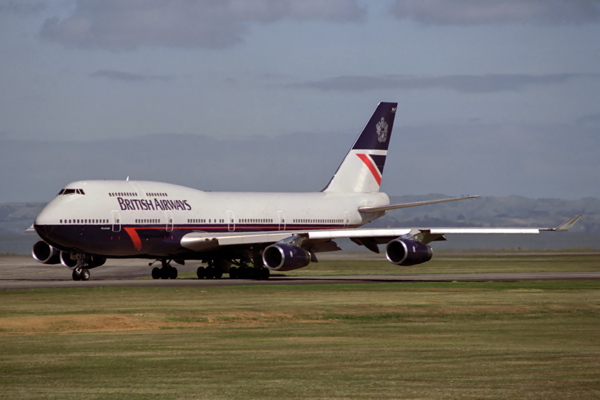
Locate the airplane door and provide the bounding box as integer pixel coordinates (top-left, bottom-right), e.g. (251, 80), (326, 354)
(165, 211), (173, 232)
(278, 211), (286, 231)
(344, 211), (350, 228)
(111, 210), (121, 232)
(227, 210), (235, 231)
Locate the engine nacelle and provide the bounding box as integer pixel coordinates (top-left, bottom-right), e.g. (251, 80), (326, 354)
(262, 244), (311, 271)
(87, 255), (106, 268)
(32, 241), (60, 265)
(385, 239), (433, 266)
(60, 251), (78, 268)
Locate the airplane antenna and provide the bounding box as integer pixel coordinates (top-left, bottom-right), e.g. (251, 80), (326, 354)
(126, 176), (130, 181)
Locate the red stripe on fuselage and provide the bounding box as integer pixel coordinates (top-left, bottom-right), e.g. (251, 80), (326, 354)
(124, 227), (143, 250)
(356, 153), (381, 185)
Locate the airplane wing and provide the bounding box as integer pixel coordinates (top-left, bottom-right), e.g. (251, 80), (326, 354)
(181, 215), (582, 253)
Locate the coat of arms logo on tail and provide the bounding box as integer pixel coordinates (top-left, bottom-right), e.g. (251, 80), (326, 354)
(376, 118), (388, 143)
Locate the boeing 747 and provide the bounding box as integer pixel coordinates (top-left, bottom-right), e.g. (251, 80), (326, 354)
(31, 103), (580, 281)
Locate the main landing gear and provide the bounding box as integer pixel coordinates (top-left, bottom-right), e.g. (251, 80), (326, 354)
(228, 264), (270, 280)
(150, 259), (178, 280)
(148, 257), (270, 280)
(196, 258), (270, 280)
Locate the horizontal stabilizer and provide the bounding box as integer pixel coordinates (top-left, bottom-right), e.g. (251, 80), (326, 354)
(358, 195), (480, 213)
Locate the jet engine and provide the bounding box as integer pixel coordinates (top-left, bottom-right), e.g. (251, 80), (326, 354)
(87, 255), (106, 268)
(262, 244), (311, 271)
(60, 251), (78, 268)
(32, 241), (60, 265)
(385, 239), (433, 266)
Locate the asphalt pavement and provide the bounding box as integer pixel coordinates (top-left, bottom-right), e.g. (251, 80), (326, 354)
(1, 256), (598, 290)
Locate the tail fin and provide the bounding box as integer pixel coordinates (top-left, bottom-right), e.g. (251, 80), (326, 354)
(323, 102), (397, 193)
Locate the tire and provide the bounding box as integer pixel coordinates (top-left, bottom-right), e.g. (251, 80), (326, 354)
(196, 267), (206, 279)
(72, 269), (81, 281)
(169, 267), (178, 279)
(260, 267), (270, 280)
(205, 266), (215, 279)
(229, 266), (238, 279)
(81, 269), (91, 281)
(160, 267), (170, 279)
(152, 267), (161, 279)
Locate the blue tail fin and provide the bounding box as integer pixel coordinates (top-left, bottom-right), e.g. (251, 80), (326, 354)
(323, 102), (397, 193)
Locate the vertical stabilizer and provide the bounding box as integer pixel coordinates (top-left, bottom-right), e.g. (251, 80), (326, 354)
(323, 102), (397, 193)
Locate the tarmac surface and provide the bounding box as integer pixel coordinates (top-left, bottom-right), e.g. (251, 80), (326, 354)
(1, 255), (599, 290)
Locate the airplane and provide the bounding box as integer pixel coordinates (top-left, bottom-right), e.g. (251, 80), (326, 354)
(31, 102), (581, 281)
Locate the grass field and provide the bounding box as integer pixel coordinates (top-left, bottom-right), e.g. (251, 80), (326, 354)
(0, 254), (599, 399)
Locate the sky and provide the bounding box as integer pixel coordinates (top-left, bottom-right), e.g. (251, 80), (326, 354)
(1, 0), (599, 203)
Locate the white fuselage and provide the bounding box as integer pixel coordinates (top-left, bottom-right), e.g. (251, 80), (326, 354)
(34, 180), (389, 258)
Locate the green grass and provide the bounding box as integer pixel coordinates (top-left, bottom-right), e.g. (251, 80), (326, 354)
(0, 277), (599, 399)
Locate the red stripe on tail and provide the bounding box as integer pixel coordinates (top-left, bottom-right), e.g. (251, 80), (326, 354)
(356, 153), (381, 186)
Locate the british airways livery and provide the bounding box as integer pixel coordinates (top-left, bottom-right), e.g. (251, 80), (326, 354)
(31, 103), (580, 281)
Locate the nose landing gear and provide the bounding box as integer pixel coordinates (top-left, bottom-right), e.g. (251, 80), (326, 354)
(69, 253), (92, 281)
(72, 267), (90, 281)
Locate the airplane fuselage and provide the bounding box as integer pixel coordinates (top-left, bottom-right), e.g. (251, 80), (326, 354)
(34, 180), (389, 259)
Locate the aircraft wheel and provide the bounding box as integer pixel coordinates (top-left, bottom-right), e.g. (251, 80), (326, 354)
(152, 267), (161, 279)
(229, 266), (238, 279)
(214, 269), (223, 279)
(260, 267), (270, 280)
(196, 267), (206, 279)
(169, 267), (178, 279)
(160, 267), (170, 279)
(81, 269), (90, 281)
(205, 265), (215, 279)
(72, 268), (82, 281)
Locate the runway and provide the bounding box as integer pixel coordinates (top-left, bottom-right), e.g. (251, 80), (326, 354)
(1, 256), (599, 290)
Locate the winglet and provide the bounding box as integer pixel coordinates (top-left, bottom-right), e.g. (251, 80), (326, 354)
(541, 215), (581, 232)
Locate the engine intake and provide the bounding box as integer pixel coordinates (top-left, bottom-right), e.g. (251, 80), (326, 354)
(262, 244), (311, 271)
(60, 251), (78, 268)
(87, 255), (106, 268)
(385, 239), (433, 266)
(32, 241), (60, 265)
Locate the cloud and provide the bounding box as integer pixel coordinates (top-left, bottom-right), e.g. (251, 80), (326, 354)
(292, 73), (598, 93)
(39, 0), (365, 50)
(390, 0), (600, 25)
(90, 69), (173, 83)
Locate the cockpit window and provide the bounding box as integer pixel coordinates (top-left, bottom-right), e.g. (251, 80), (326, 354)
(57, 189), (85, 196)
